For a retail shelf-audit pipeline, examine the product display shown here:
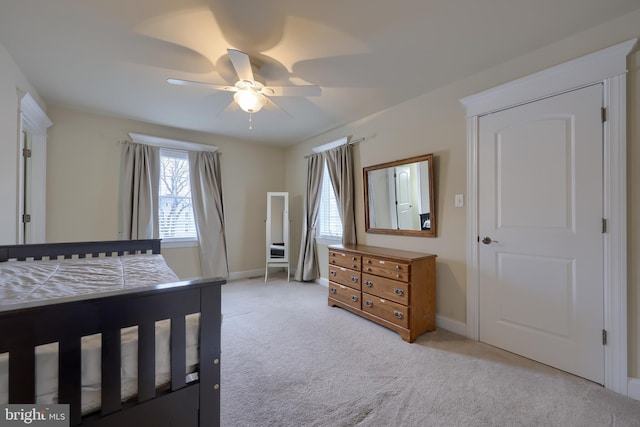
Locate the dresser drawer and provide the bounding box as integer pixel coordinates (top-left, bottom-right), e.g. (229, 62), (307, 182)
(362, 257), (410, 282)
(328, 244), (436, 343)
(362, 273), (409, 305)
(329, 250), (361, 270)
(328, 266), (361, 289)
(362, 293), (409, 328)
(329, 283), (361, 309)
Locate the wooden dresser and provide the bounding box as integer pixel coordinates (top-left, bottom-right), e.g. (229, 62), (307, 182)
(327, 244), (436, 343)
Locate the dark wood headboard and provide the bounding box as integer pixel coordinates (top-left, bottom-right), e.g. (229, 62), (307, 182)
(0, 239), (161, 262)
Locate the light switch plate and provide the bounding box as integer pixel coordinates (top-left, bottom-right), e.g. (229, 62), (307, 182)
(455, 194), (464, 208)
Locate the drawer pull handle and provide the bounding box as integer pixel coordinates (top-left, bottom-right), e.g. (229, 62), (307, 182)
(330, 270), (336, 276)
(366, 267), (372, 272)
(393, 310), (404, 319)
(330, 288), (337, 294)
(351, 276), (359, 283)
(396, 274), (401, 278)
(364, 280), (373, 287)
(352, 257), (357, 261)
(395, 265), (401, 270)
(393, 288), (405, 296)
(365, 300), (373, 307)
(351, 295), (359, 302)
(366, 260), (372, 264)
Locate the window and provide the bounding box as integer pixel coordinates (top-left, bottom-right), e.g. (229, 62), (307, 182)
(159, 149), (197, 240)
(317, 161), (343, 240)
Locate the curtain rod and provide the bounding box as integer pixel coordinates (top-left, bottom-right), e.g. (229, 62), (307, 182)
(117, 139), (220, 154)
(304, 134), (373, 159)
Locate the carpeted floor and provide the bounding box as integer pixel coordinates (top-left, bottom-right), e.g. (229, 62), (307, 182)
(220, 275), (640, 427)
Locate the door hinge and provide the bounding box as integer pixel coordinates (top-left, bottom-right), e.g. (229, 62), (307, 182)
(601, 107), (607, 122)
(22, 214), (31, 223)
(22, 148), (32, 158)
(602, 218), (607, 233)
(602, 329), (607, 345)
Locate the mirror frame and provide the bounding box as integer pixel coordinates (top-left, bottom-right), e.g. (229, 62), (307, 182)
(363, 153), (436, 237)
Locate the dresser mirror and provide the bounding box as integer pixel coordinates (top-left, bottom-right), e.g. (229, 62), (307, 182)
(363, 153), (435, 237)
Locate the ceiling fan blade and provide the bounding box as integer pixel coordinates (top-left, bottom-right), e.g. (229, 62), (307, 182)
(227, 49), (255, 83)
(216, 99), (239, 117)
(264, 97), (293, 118)
(167, 78), (236, 92)
(261, 85), (321, 97)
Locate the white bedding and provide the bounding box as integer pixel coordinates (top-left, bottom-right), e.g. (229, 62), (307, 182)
(0, 254), (200, 414)
(0, 254), (180, 304)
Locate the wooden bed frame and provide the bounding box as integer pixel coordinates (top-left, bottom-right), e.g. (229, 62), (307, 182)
(0, 239), (225, 427)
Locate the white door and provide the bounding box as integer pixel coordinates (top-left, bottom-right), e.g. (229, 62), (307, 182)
(478, 84), (604, 384)
(395, 165), (413, 229)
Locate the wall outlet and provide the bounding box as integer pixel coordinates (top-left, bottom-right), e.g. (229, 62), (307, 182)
(455, 194), (464, 208)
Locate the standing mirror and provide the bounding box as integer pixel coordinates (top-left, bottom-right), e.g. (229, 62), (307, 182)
(265, 192), (290, 281)
(363, 153), (436, 237)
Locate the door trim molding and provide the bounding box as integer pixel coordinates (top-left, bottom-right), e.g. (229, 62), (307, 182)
(460, 38), (637, 396)
(18, 93), (52, 244)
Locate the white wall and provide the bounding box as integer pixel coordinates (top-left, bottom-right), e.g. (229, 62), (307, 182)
(2, 8), (639, 386)
(285, 9), (640, 379)
(0, 42), (45, 244)
(45, 106), (286, 279)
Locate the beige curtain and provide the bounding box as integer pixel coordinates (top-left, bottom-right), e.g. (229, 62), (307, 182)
(324, 144), (357, 244)
(119, 142), (159, 239)
(189, 151), (229, 278)
(295, 153), (324, 281)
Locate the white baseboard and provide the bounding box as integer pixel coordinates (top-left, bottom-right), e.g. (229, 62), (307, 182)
(229, 267), (301, 282)
(433, 315), (640, 401)
(321, 278), (634, 396)
(317, 281), (467, 336)
(436, 314), (467, 336)
(228, 273), (465, 339)
(628, 377), (640, 401)
(228, 268), (265, 281)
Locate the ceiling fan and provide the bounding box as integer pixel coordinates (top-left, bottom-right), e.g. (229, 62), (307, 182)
(167, 49), (321, 128)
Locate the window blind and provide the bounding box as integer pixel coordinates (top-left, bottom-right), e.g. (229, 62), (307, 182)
(317, 162), (343, 239)
(159, 149), (197, 239)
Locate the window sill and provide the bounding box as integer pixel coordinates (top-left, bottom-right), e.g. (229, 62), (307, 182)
(161, 239), (199, 249)
(316, 236), (342, 246)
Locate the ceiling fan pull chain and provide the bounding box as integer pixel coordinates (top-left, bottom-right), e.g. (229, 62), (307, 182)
(249, 112), (253, 130)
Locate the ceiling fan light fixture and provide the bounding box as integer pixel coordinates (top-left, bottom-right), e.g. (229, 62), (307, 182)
(234, 89), (267, 113)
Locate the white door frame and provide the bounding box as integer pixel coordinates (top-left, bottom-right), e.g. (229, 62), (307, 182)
(18, 93), (52, 244)
(460, 38), (637, 396)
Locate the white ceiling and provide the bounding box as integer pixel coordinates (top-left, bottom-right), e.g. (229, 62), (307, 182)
(1, 0), (639, 146)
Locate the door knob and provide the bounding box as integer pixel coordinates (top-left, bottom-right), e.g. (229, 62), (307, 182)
(481, 236), (498, 245)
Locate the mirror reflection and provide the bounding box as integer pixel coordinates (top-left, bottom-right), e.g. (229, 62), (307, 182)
(363, 153), (435, 237)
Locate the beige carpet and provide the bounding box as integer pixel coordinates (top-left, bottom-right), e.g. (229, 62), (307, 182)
(220, 275), (640, 426)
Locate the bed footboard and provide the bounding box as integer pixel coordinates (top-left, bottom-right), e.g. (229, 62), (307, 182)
(0, 240), (224, 427)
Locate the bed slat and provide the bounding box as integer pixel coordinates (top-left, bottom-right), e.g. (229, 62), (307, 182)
(8, 343), (36, 404)
(137, 322), (156, 402)
(59, 338), (82, 426)
(101, 329), (122, 415)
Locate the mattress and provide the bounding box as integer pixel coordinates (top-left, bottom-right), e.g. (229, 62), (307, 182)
(0, 254), (199, 414)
